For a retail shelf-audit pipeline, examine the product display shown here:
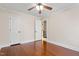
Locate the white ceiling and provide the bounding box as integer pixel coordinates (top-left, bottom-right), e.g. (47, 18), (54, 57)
(0, 3), (77, 17)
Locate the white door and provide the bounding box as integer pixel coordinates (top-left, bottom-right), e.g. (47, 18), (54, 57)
(10, 16), (20, 44)
(35, 19), (42, 40)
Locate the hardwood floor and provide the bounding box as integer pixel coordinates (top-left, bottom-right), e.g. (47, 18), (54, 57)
(0, 40), (79, 56)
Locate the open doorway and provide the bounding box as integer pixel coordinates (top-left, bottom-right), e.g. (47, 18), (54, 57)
(35, 17), (47, 41)
(42, 20), (47, 41)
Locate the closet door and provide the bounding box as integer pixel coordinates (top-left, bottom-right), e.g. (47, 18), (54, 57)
(10, 14), (35, 44)
(10, 15), (20, 44)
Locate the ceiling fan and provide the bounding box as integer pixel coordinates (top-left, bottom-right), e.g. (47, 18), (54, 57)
(28, 3), (52, 14)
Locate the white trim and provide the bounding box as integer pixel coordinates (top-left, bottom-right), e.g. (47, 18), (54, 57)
(0, 40), (39, 49)
(0, 44), (10, 49)
(47, 40), (79, 52)
(20, 40), (35, 44)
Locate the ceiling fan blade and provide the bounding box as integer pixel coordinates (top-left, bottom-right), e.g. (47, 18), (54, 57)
(28, 6), (35, 11)
(43, 5), (52, 10)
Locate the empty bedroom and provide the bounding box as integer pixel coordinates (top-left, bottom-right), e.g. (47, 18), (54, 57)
(0, 3), (79, 56)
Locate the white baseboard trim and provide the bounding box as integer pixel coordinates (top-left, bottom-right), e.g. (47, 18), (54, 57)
(0, 39), (41, 49)
(0, 44), (10, 49)
(20, 40), (35, 44)
(0, 40), (36, 49)
(47, 40), (79, 52)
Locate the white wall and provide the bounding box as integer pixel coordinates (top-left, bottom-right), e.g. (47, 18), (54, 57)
(47, 5), (79, 52)
(0, 7), (35, 48)
(0, 9), (10, 48)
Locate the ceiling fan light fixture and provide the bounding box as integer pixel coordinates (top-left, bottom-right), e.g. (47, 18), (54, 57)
(40, 5), (43, 10)
(36, 5), (40, 10)
(36, 5), (43, 11)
